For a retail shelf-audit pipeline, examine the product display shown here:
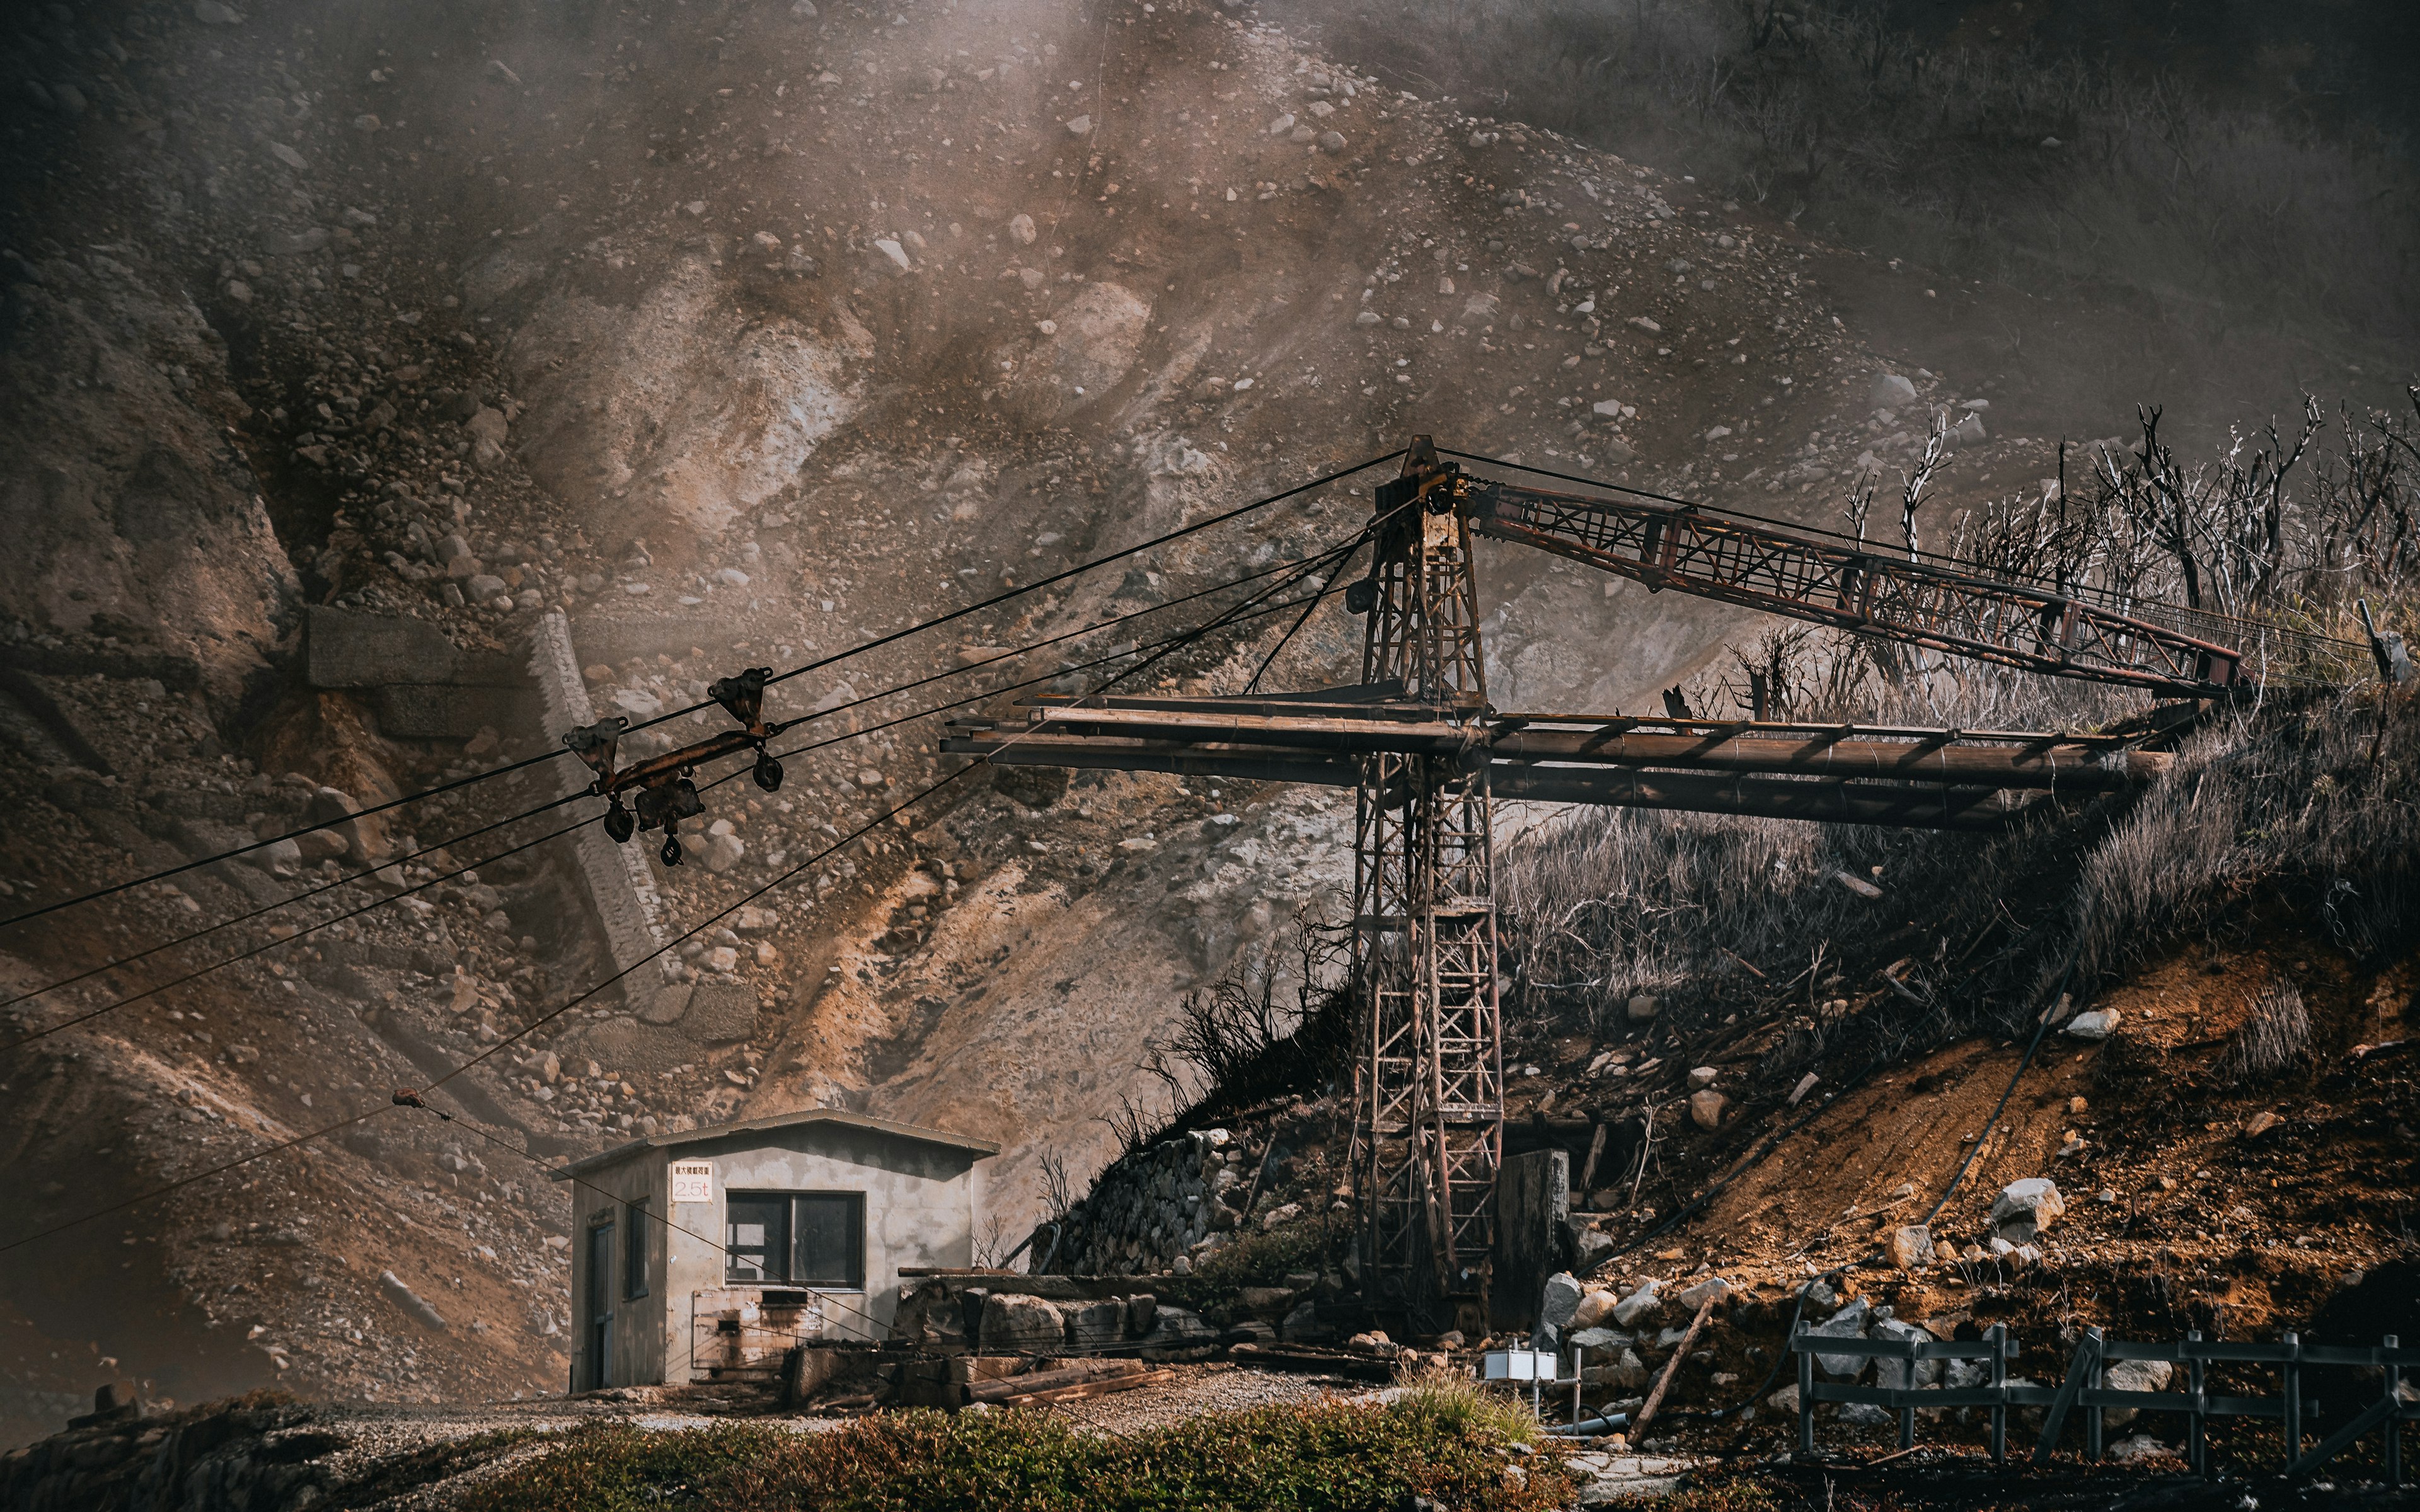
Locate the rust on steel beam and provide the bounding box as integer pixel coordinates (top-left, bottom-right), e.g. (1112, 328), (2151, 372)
(993, 704), (2169, 791)
(1488, 726), (2165, 791)
(1489, 766), (2042, 832)
(939, 730), (2063, 830)
(1462, 480), (2257, 694)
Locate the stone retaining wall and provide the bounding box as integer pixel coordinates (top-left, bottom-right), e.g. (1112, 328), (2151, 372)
(1034, 1128), (1254, 1276)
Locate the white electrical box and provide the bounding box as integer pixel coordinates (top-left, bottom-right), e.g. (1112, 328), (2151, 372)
(1482, 1348), (1557, 1382)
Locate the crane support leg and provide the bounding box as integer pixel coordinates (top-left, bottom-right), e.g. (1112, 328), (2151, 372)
(1351, 440), (1502, 1329)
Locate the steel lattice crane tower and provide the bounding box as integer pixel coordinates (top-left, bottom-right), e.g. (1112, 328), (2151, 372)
(1352, 443), (1501, 1327)
(943, 434), (2377, 1324)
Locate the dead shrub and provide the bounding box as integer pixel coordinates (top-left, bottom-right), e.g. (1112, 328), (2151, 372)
(2220, 975), (2313, 1084)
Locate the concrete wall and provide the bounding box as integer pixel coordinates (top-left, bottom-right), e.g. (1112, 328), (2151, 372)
(566, 1151), (669, 1390)
(527, 611), (679, 1008)
(565, 1125), (984, 1387)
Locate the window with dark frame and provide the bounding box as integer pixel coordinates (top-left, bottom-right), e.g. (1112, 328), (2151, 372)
(624, 1198), (651, 1300)
(723, 1191), (865, 1288)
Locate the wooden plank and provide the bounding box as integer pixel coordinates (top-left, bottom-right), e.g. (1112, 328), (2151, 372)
(966, 1359), (1146, 1403)
(993, 1368), (1177, 1407)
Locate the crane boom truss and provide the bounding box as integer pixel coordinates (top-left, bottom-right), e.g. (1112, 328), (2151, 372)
(1465, 479), (2264, 694)
(943, 437), (2312, 1320)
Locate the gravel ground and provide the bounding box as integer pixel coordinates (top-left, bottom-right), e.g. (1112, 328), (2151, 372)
(1046, 1365), (1390, 1438)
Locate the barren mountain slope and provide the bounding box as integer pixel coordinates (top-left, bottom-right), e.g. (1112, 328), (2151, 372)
(0, 0), (2219, 1442)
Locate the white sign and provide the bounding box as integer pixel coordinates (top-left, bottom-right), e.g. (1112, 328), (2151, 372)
(670, 1162), (713, 1204)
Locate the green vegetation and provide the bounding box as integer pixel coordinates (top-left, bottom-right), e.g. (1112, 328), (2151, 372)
(1192, 1212), (1334, 1292)
(463, 1396), (1567, 1512)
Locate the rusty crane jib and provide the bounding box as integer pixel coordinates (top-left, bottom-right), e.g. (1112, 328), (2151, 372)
(532, 435), (2368, 1327)
(942, 435), (2383, 1328)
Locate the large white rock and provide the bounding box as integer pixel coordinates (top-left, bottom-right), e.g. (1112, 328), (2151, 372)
(1611, 1279), (1662, 1327)
(2104, 1358), (2175, 1427)
(2064, 1009), (2119, 1041)
(1990, 1178), (2066, 1242)
(1538, 1271), (1585, 1344)
(1807, 1296), (1871, 1378)
(981, 1292), (1066, 1351)
(1569, 1287), (1618, 1331)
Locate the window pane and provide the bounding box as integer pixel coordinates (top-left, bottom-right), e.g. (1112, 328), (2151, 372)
(725, 1194), (790, 1282)
(625, 1199), (650, 1300)
(793, 1194), (863, 1288)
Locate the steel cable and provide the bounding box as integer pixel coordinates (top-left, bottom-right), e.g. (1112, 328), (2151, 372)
(0, 450), (1402, 931)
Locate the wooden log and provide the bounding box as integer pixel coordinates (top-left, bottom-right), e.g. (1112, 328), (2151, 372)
(965, 1358), (1146, 1403)
(1630, 1294), (1719, 1439)
(992, 1368), (1177, 1407)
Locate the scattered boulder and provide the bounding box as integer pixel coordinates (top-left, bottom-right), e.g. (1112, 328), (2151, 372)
(1807, 1296), (1872, 1378)
(1537, 1271), (1584, 1346)
(1611, 1279), (1661, 1327)
(1870, 374), (1918, 408)
(1688, 1089), (1727, 1130)
(1870, 1318), (1941, 1389)
(2104, 1358), (2175, 1427)
(2109, 1434), (2175, 1463)
(2064, 1009), (2119, 1041)
(378, 1269), (448, 1331)
(981, 1293), (1065, 1351)
(1569, 1287), (1618, 1332)
(1887, 1224), (1935, 1271)
(1990, 1178), (2065, 1244)
(1677, 1275), (1731, 1312)
(1625, 994), (1660, 1022)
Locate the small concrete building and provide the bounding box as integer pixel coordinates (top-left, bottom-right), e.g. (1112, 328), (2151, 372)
(552, 1108), (996, 1390)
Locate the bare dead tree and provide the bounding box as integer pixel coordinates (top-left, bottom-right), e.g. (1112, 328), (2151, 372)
(1037, 1148), (1078, 1226)
(1899, 409), (1947, 561)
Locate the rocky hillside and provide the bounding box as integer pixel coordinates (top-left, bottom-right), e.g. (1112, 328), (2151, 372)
(0, 0), (2397, 1448)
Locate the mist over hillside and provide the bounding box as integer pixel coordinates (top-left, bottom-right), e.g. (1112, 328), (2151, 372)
(0, 0), (2411, 1470)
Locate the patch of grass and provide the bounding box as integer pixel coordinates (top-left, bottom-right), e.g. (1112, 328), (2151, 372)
(1191, 1213), (1332, 1292)
(1387, 1363), (1543, 1447)
(462, 1395), (1570, 1512)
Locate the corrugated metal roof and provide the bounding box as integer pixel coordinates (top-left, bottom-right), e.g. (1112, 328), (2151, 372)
(547, 1105), (1000, 1181)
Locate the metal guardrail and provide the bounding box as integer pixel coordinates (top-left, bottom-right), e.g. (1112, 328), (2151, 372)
(1789, 1322), (2416, 1482)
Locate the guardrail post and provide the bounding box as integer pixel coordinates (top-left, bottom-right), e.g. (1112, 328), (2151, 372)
(2086, 1328), (2106, 1460)
(1988, 1323), (2008, 1464)
(1795, 1319), (1815, 1457)
(2386, 1334), (2403, 1487)
(2186, 1330), (2206, 1479)
(2283, 1330), (2302, 1474)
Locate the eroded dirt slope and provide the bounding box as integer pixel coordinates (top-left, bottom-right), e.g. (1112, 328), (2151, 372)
(0, 0), (2279, 1443)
